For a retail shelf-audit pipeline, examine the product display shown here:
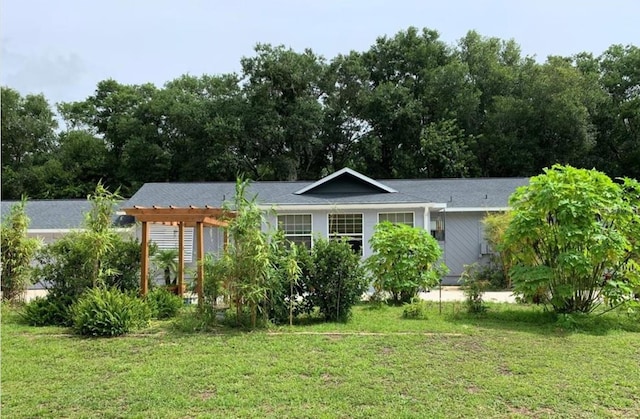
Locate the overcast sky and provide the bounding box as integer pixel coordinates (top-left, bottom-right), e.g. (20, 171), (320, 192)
(1, 0), (638, 106)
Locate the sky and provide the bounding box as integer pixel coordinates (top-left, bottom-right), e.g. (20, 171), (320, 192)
(1, 0), (638, 106)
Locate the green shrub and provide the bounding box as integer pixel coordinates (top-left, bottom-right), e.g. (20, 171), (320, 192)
(460, 264), (490, 314)
(71, 287), (151, 337)
(402, 300), (429, 319)
(146, 287), (183, 319)
(308, 238), (367, 322)
(503, 166), (640, 314)
(366, 222), (447, 304)
(20, 295), (73, 326)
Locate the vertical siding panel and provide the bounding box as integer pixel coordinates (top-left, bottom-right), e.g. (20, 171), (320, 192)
(444, 212), (484, 283)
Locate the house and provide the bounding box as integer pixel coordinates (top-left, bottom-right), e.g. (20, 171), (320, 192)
(0, 200), (134, 244)
(124, 168), (529, 284)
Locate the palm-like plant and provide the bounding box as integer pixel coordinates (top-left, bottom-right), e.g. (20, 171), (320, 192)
(153, 249), (179, 286)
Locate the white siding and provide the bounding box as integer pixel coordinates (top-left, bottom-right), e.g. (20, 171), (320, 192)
(149, 225), (194, 263)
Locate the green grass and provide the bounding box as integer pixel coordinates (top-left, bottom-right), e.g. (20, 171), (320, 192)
(2, 302), (639, 418)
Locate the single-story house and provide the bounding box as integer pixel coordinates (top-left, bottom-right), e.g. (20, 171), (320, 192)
(123, 168), (529, 285)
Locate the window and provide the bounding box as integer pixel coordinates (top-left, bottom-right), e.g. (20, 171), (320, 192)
(277, 214), (312, 248)
(378, 212), (414, 227)
(430, 214), (445, 241)
(328, 213), (363, 254)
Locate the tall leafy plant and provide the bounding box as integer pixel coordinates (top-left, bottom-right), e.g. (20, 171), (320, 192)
(223, 178), (274, 327)
(366, 221), (447, 304)
(83, 181), (121, 287)
(1, 198), (41, 302)
(504, 165), (640, 314)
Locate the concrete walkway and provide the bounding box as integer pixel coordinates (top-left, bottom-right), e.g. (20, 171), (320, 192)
(17, 286), (516, 304)
(419, 286), (516, 303)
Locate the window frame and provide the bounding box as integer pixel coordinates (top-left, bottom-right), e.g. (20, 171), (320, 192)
(277, 213), (313, 248)
(327, 213), (364, 255)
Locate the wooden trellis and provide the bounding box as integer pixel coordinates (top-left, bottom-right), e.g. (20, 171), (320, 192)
(122, 206), (235, 304)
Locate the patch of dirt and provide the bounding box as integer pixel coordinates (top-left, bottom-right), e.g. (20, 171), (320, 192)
(198, 387), (216, 400)
(321, 373), (340, 386)
(466, 385), (481, 394)
(380, 346), (394, 355)
(498, 364), (513, 375)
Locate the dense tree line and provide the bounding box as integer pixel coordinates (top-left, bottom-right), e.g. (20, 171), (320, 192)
(2, 27), (638, 199)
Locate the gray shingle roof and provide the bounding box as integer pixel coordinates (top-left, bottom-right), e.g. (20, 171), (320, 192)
(0, 200), (131, 230)
(124, 175), (530, 209)
(1, 200), (92, 230)
(1, 173), (530, 230)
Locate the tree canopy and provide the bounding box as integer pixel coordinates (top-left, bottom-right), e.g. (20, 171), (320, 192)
(2, 28), (638, 199)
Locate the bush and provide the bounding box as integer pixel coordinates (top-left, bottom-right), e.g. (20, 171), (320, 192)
(308, 238), (367, 322)
(21, 295), (73, 326)
(366, 222), (447, 304)
(146, 287), (183, 319)
(460, 263), (490, 314)
(71, 287), (151, 337)
(402, 299), (429, 319)
(504, 165), (640, 314)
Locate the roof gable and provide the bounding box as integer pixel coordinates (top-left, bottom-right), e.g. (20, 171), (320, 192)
(294, 168), (397, 195)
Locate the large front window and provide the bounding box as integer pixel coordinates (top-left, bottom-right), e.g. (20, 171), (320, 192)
(328, 213), (363, 254)
(277, 214), (312, 248)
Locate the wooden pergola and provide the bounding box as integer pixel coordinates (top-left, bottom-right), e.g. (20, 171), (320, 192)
(123, 206), (235, 304)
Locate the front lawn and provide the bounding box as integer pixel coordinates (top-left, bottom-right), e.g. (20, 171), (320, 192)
(2, 302), (639, 418)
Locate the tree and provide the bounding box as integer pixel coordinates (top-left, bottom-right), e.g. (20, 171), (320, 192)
(348, 27), (480, 178)
(160, 74), (245, 182)
(503, 165), (640, 313)
(1, 87), (58, 199)
(582, 45), (640, 179)
(240, 44), (326, 180)
(366, 221), (447, 304)
(418, 119), (477, 178)
(1, 198), (41, 302)
(1, 87), (57, 170)
(58, 79), (166, 195)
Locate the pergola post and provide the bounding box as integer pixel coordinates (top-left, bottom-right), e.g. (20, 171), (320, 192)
(178, 222), (185, 297)
(140, 221), (149, 296)
(196, 221), (205, 306)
